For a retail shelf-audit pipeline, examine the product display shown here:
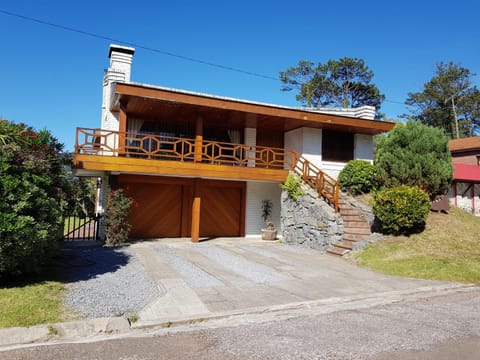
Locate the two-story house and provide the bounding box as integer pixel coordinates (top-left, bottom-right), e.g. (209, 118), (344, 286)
(73, 45), (394, 241)
(449, 136), (480, 215)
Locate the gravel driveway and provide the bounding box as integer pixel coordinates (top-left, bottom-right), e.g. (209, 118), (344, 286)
(61, 242), (159, 318)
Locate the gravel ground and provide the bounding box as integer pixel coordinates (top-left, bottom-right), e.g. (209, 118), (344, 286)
(63, 243), (159, 318)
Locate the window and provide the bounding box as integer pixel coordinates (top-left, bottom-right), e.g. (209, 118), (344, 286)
(322, 130), (354, 162)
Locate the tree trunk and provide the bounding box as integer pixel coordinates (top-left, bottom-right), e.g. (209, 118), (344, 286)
(451, 97), (460, 139)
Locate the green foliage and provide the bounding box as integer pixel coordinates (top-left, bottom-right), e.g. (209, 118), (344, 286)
(372, 185), (431, 235)
(375, 121), (453, 196)
(104, 188), (137, 246)
(338, 160), (376, 195)
(0, 120), (66, 276)
(280, 57), (385, 116)
(261, 200), (273, 223)
(406, 61), (480, 138)
(281, 173), (304, 201)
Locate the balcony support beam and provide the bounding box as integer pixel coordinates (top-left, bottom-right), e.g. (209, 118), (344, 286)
(191, 178), (201, 242)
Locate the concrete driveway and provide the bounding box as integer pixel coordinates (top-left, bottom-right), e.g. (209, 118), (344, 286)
(130, 238), (452, 326)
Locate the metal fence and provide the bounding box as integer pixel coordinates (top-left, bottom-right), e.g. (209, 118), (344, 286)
(63, 214), (101, 241)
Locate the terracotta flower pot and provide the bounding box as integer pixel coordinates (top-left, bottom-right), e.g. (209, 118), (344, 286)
(261, 229), (277, 240)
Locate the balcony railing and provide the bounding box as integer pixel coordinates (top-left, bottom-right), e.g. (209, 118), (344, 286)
(75, 128), (290, 169)
(74, 127), (339, 212)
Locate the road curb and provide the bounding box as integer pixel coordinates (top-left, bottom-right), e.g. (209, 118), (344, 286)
(0, 283), (477, 349)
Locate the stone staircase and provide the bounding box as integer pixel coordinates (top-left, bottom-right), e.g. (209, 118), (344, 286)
(327, 197), (372, 256)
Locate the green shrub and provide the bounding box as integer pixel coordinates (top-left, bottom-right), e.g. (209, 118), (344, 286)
(0, 121), (66, 276)
(104, 188), (137, 246)
(338, 160), (376, 195)
(375, 121), (453, 197)
(372, 185), (431, 235)
(281, 173), (304, 201)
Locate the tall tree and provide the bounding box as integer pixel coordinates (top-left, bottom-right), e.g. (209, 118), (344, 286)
(279, 57), (385, 114)
(406, 62), (480, 139)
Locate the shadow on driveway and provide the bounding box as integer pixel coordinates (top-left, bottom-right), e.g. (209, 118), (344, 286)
(56, 241), (131, 283)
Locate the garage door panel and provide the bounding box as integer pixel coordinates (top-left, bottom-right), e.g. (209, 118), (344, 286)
(200, 186), (242, 237)
(127, 183), (182, 238)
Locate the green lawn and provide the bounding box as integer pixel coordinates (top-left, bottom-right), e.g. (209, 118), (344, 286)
(355, 206), (480, 284)
(0, 281), (66, 328)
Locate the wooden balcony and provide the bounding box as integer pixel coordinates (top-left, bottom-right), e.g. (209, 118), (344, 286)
(73, 128), (291, 182)
(74, 127), (340, 212)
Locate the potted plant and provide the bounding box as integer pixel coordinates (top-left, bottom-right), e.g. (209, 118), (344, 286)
(261, 200), (277, 240)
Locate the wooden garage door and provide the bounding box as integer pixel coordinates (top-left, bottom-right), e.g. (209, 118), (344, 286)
(200, 185), (243, 237)
(127, 183), (183, 238)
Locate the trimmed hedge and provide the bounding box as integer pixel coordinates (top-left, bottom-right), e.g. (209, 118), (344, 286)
(338, 160), (376, 195)
(373, 185), (430, 235)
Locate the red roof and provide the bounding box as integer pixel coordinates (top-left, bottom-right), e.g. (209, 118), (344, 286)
(453, 163), (480, 182)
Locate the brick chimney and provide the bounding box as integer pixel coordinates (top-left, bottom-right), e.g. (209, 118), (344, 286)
(101, 44), (135, 131)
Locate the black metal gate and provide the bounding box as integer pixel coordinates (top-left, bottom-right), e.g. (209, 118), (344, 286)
(63, 214), (101, 241)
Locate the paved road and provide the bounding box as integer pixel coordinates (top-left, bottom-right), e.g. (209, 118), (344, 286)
(2, 288), (479, 359)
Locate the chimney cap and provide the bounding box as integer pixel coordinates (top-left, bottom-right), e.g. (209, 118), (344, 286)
(109, 44), (135, 58)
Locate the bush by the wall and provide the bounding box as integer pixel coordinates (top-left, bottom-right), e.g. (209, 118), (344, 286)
(372, 185), (431, 235)
(281, 173), (304, 201)
(338, 160), (376, 195)
(104, 188), (137, 246)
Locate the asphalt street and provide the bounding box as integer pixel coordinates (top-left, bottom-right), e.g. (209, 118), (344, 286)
(1, 288), (479, 360)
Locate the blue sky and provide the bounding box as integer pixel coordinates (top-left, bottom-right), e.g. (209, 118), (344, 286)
(1, 0), (479, 150)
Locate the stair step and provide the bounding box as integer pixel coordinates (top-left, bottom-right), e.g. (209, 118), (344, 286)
(339, 239), (355, 248)
(344, 221), (370, 228)
(343, 233), (370, 241)
(341, 216), (361, 222)
(326, 246), (350, 256)
(339, 208), (358, 215)
(333, 241), (353, 250)
(345, 228), (371, 236)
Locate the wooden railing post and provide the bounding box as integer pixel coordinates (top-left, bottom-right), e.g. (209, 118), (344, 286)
(194, 116), (203, 163)
(119, 104), (127, 156)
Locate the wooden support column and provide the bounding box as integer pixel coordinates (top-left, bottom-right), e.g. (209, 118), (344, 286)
(194, 116), (203, 163)
(119, 103), (127, 156)
(191, 179), (201, 242)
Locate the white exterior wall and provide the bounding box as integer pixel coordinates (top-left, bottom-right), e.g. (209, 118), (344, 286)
(284, 128), (304, 154)
(245, 181), (282, 237)
(449, 182), (480, 216)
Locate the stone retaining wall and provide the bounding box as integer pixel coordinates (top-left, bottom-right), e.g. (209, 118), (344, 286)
(281, 184), (344, 250)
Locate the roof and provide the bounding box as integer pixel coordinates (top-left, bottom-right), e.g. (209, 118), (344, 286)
(453, 163), (480, 182)
(111, 82), (395, 135)
(449, 137), (480, 152)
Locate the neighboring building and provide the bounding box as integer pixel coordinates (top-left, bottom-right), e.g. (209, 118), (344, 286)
(73, 45), (394, 241)
(449, 137), (480, 216)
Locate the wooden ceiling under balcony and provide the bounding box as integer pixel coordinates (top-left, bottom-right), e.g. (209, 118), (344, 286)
(111, 83), (395, 135)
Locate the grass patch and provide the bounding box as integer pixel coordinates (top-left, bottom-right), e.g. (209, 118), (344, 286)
(355, 206), (480, 284)
(0, 281), (66, 328)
